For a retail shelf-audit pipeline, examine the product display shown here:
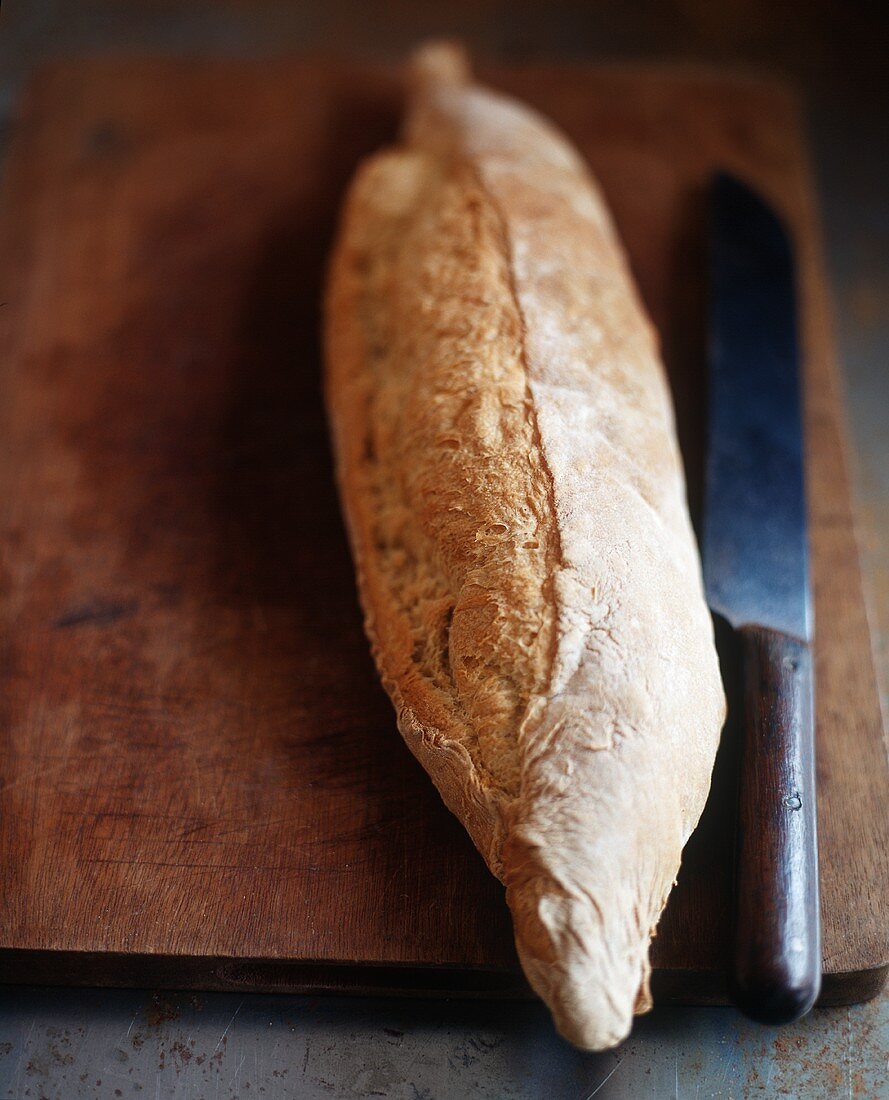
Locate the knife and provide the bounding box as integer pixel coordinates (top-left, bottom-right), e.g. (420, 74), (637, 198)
(704, 172), (821, 1023)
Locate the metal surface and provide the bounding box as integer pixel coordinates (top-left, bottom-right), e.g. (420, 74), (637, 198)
(0, 3), (886, 1098)
(1, 986), (887, 1099)
(704, 173), (811, 641)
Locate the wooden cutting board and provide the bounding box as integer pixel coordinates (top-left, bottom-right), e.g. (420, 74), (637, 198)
(0, 58), (886, 1006)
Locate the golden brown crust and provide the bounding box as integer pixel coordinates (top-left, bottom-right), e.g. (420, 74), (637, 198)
(324, 140), (561, 852)
(324, 43), (726, 1050)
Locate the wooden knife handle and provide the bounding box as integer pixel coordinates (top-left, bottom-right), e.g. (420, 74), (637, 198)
(732, 625), (821, 1023)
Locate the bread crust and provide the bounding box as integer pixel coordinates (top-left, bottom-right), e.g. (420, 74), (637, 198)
(324, 43), (725, 1050)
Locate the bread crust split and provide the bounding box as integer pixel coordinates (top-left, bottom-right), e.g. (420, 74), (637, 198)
(324, 42), (726, 1050)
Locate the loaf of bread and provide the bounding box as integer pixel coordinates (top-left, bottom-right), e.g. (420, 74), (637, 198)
(324, 43), (726, 1050)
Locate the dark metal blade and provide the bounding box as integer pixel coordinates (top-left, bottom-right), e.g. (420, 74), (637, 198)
(703, 173), (811, 641)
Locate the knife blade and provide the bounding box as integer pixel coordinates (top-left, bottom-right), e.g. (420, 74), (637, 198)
(704, 172), (821, 1023)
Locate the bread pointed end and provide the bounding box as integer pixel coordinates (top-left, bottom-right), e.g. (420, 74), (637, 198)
(407, 40), (472, 95)
(506, 872), (655, 1051)
(403, 41), (474, 151)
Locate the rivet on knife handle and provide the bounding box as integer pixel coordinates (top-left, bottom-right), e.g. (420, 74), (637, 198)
(733, 625), (820, 1022)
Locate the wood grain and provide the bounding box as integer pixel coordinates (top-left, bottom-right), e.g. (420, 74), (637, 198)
(0, 59), (885, 1004)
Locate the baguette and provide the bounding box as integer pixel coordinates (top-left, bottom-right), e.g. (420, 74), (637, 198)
(323, 43), (726, 1050)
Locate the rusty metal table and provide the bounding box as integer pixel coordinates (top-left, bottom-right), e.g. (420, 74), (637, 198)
(0, 3), (886, 1097)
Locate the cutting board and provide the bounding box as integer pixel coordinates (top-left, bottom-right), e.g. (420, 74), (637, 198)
(1, 58), (886, 1006)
